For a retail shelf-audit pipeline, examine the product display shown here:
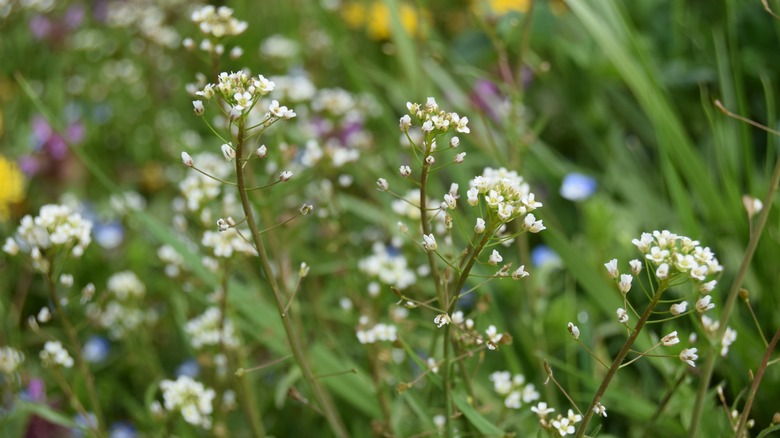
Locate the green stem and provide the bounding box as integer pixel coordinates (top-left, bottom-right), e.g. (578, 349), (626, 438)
(418, 143), (453, 437)
(234, 119), (348, 438)
(45, 269), (106, 437)
(689, 143), (780, 436)
(734, 327), (780, 436)
(576, 283), (666, 438)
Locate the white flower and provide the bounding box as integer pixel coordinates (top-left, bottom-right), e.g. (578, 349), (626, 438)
(159, 375), (216, 429)
(399, 114), (412, 132)
(450, 136), (460, 147)
(522, 213), (546, 233)
(604, 259), (619, 278)
(467, 187), (479, 206)
(474, 217), (486, 234)
(422, 234), (437, 251)
(443, 194), (456, 209)
(427, 357), (439, 373)
(454, 152), (466, 163)
(661, 331), (680, 346)
(655, 263), (670, 280)
(279, 170), (293, 181)
(37, 307), (51, 323)
(434, 313), (451, 328)
(531, 402), (555, 419)
(255, 145), (267, 158)
(2, 238), (19, 255)
(0, 347), (24, 374)
(618, 274), (633, 293)
(192, 100), (205, 116)
(376, 178), (389, 191)
(185, 307), (240, 350)
(593, 402), (607, 418)
(616, 308), (629, 324)
(451, 311), (464, 324)
(399, 165), (411, 177)
(425, 155), (435, 166)
(40, 341), (74, 368)
(670, 301), (688, 316)
(220, 144), (236, 161)
(696, 295), (715, 313)
(629, 259), (642, 275)
(680, 347), (698, 367)
(485, 325), (503, 349)
(567, 322), (580, 340)
(700, 280), (717, 293)
(552, 417), (575, 436)
(721, 327), (737, 357)
(512, 266), (529, 279)
(488, 250), (503, 265)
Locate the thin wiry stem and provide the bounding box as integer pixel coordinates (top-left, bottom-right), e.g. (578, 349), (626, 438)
(690, 100), (780, 436)
(576, 283), (667, 437)
(45, 267), (106, 437)
(233, 118), (348, 438)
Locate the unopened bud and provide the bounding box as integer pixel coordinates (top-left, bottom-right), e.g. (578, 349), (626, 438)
(181, 151), (194, 167)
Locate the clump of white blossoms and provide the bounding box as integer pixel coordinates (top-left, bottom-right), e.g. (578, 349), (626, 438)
(86, 271), (151, 339)
(194, 71), (282, 122)
(4, 204), (93, 271)
(468, 167), (544, 227)
(631, 230), (722, 283)
(40, 341), (74, 368)
(358, 242), (416, 290)
(201, 228), (257, 258)
(159, 375), (216, 429)
(185, 307), (240, 350)
(0, 346), (24, 374)
(489, 371), (540, 409)
(190, 5), (247, 38)
(356, 322), (398, 344)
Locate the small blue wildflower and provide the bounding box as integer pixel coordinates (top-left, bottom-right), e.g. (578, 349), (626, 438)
(560, 173), (597, 201)
(531, 245), (562, 269)
(82, 336), (110, 364)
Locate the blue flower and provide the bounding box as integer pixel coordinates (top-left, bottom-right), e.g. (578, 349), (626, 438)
(531, 245), (562, 269)
(110, 421), (137, 438)
(95, 221), (125, 249)
(82, 336), (110, 363)
(560, 173), (597, 201)
(176, 359), (200, 378)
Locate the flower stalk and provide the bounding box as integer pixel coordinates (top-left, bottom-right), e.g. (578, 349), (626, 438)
(576, 282), (667, 437)
(233, 119), (348, 438)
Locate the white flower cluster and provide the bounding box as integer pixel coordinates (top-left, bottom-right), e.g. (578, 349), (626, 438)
(194, 71), (287, 122)
(467, 167), (544, 226)
(105, 0), (185, 48)
(179, 153), (233, 212)
(159, 375), (216, 429)
(358, 242), (416, 290)
(546, 409), (584, 436)
(260, 34), (300, 60)
(489, 371), (540, 409)
(0, 346), (24, 374)
(356, 322), (398, 344)
(632, 230), (722, 284)
(4, 204), (93, 270)
(191, 5), (247, 38)
(184, 307), (240, 350)
(402, 97), (470, 135)
(107, 271), (146, 300)
(40, 341), (74, 368)
(157, 244), (185, 277)
(87, 271), (150, 339)
(201, 228), (257, 258)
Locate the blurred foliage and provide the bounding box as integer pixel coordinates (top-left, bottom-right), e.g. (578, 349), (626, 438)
(1, 0), (779, 436)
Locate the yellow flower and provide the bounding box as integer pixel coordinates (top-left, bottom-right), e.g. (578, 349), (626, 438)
(342, 1), (426, 40)
(0, 155), (24, 221)
(488, 0), (530, 14)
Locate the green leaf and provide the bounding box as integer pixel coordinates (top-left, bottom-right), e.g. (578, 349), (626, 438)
(452, 390), (505, 437)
